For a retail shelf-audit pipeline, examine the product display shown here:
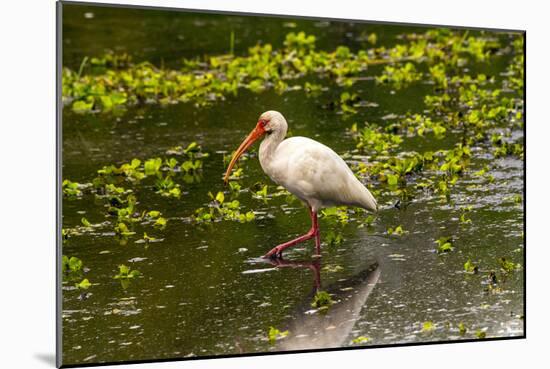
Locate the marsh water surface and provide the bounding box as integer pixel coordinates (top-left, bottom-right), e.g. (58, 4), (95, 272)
(61, 4), (524, 365)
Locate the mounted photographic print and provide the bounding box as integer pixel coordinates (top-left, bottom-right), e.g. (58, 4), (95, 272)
(57, 1), (525, 367)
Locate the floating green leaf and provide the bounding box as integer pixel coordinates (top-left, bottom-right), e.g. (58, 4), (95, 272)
(435, 236), (454, 253)
(464, 259), (478, 273)
(114, 264), (141, 279)
(268, 326), (289, 344)
(76, 278), (92, 290)
(422, 321), (434, 332)
(351, 336), (371, 344)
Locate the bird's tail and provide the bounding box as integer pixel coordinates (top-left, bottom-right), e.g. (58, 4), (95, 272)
(359, 187), (378, 212)
(351, 178), (377, 212)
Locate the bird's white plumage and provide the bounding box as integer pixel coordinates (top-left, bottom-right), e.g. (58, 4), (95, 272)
(257, 112), (377, 213)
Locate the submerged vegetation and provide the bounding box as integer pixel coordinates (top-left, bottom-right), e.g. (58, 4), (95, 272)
(63, 30), (513, 113)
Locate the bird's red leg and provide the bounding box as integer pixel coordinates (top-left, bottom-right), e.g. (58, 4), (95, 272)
(263, 207), (321, 259)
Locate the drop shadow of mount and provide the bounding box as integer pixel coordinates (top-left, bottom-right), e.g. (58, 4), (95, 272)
(263, 257), (381, 351)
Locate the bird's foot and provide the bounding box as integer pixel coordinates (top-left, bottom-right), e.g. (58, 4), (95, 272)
(263, 224), (318, 259)
(263, 246), (283, 259)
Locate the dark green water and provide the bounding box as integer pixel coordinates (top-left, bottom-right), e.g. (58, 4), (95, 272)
(61, 4), (524, 366)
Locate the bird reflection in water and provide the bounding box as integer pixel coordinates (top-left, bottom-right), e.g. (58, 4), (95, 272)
(265, 257), (322, 290)
(259, 257), (381, 350)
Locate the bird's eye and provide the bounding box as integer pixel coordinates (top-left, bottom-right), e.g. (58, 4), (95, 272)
(260, 119), (269, 127)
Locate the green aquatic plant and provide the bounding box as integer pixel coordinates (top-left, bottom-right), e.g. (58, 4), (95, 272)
(464, 259), (478, 274)
(142, 232), (157, 242)
(62, 179), (90, 198)
(225, 167), (244, 181)
(311, 291), (334, 313)
(63, 144), (211, 242)
(167, 142), (209, 159)
(402, 114), (447, 139)
(193, 207), (215, 223)
(351, 123), (403, 154)
(107, 194), (140, 223)
(96, 159), (145, 183)
(114, 222), (136, 237)
(62, 256), (88, 284)
(424, 92), (451, 112)
(63, 29), (501, 113)
(193, 192), (255, 223)
(440, 144), (471, 176)
(284, 31), (316, 54)
(214, 191), (225, 204)
(387, 225), (406, 235)
(359, 214), (377, 229)
(71, 99), (95, 113)
(505, 37), (524, 94)
(435, 236), (454, 253)
(322, 264), (344, 273)
(429, 63), (448, 89)
(498, 257), (521, 273)
(459, 206), (473, 224)
(135, 232), (163, 246)
(146, 210), (161, 219)
(101, 183), (133, 197)
(507, 194), (523, 205)
(267, 326), (289, 344)
(351, 336), (371, 344)
(375, 62), (422, 89)
(165, 157), (178, 170)
(324, 231), (344, 247)
(338, 91), (360, 115)
(154, 174), (181, 198)
(88, 51), (133, 69)
(180, 159), (202, 174)
(153, 217), (167, 229)
(252, 184), (269, 200)
(303, 82), (323, 96)
(475, 329), (487, 339)
(144, 157), (163, 176)
(61, 228), (71, 243)
(385, 155), (423, 185)
(114, 264), (141, 289)
(228, 181), (242, 193)
(366, 33), (377, 45)
(80, 217), (92, 228)
(492, 139), (524, 159)
(62, 255), (83, 274)
(75, 278), (92, 290)
(422, 321), (434, 332)
(458, 322), (467, 336)
(166, 143), (207, 176)
(114, 264), (141, 279)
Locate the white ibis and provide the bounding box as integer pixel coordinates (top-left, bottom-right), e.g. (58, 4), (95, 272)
(224, 111), (378, 258)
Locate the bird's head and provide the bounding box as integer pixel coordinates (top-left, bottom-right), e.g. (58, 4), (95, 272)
(223, 110), (287, 184)
(257, 110), (287, 134)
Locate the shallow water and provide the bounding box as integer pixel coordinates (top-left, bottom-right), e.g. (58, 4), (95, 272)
(61, 4), (524, 365)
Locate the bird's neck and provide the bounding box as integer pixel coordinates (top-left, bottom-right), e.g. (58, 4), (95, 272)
(259, 129), (286, 171)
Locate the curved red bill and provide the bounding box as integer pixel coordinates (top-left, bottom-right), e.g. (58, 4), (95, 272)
(223, 122), (266, 184)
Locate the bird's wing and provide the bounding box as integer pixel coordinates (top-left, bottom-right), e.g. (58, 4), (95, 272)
(271, 137), (377, 212)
